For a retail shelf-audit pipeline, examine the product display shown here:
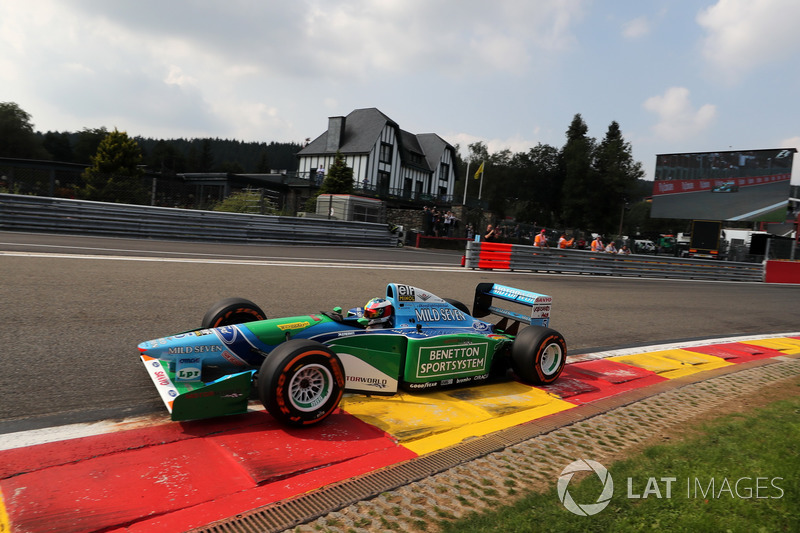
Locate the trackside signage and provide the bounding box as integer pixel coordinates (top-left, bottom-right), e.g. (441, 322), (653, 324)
(415, 343), (489, 379)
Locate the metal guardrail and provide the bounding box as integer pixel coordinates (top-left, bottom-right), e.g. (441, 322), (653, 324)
(465, 241), (764, 282)
(0, 194), (398, 247)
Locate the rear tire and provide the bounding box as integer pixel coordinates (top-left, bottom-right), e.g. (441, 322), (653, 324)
(258, 339), (345, 427)
(202, 298), (266, 328)
(443, 298), (470, 315)
(511, 326), (566, 385)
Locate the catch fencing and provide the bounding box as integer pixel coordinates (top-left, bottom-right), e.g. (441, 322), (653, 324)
(465, 241), (764, 282)
(0, 194), (398, 247)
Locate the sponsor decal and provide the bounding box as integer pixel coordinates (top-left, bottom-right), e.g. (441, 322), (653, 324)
(212, 325), (263, 365)
(414, 306), (467, 323)
(397, 284), (416, 302)
(531, 305), (551, 319)
(406, 381), (440, 390)
(278, 321), (310, 331)
(416, 343), (489, 378)
(177, 368), (201, 380)
(215, 325), (239, 344)
(346, 375), (389, 389)
(221, 350), (247, 366)
(168, 345), (223, 355)
(153, 369), (173, 388)
(491, 285), (552, 305)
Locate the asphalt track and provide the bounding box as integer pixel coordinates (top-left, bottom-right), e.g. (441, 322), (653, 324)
(1, 232), (799, 532)
(650, 180), (789, 220)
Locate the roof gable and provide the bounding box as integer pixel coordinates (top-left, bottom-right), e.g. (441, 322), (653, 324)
(297, 108), (455, 176)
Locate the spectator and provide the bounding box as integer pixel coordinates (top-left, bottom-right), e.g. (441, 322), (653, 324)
(422, 206), (433, 236)
(431, 208), (441, 237)
(618, 244), (631, 255)
(605, 241), (617, 253)
(443, 211), (454, 237)
(591, 236), (604, 252)
(534, 229), (549, 247)
(558, 233), (574, 249)
(484, 224), (497, 242)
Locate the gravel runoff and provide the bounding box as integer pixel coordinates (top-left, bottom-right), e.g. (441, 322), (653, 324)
(289, 355), (800, 533)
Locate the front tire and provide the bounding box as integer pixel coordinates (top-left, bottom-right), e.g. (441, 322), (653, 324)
(258, 340), (345, 427)
(202, 297), (266, 328)
(511, 326), (566, 385)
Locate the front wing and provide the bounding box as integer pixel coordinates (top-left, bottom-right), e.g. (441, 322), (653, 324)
(140, 354), (255, 421)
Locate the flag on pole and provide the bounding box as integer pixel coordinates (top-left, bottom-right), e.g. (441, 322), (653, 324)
(474, 161), (485, 180)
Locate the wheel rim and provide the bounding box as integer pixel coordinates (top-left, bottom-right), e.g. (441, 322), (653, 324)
(540, 342), (563, 376)
(288, 363), (333, 412)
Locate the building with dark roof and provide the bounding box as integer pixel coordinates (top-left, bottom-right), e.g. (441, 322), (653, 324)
(297, 108), (458, 206)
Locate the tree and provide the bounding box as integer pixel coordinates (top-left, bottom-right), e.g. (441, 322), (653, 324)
(509, 143), (561, 226)
(559, 114), (596, 230)
(146, 140), (186, 175)
(319, 151), (353, 194)
(256, 150), (271, 173)
(593, 121), (644, 235)
(78, 129), (147, 203)
(0, 102), (47, 158)
(73, 127), (109, 164)
(42, 131), (73, 161)
(199, 139), (214, 172)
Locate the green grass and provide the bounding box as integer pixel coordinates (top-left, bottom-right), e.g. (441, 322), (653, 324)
(439, 392), (800, 533)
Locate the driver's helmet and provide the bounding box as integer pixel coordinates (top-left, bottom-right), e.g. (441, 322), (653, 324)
(364, 297), (393, 324)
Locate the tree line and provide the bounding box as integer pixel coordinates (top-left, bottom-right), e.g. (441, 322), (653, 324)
(1, 101), (681, 237)
(452, 114), (675, 238)
(0, 102), (303, 174)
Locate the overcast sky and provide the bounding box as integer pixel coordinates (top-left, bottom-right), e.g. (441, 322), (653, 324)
(2, 0), (799, 181)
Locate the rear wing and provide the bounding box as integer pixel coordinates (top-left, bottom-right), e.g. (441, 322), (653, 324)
(472, 282), (552, 334)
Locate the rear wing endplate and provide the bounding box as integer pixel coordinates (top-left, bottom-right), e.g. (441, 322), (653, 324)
(472, 282), (552, 334)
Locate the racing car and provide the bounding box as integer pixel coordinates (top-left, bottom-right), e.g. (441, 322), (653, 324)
(712, 181), (739, 192)
(138, 282), (566, 427)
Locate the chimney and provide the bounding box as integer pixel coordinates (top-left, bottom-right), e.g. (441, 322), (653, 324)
(326, 116), (345, 152)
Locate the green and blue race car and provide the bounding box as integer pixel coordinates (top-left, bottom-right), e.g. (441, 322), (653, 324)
(138, 282), (566, 426)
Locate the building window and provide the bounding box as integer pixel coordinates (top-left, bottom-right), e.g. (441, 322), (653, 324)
(378, 171), (390, 196)
(379, 143), (393, 164)
(403, 178), (412, 199)
(439, 162), (450, 180)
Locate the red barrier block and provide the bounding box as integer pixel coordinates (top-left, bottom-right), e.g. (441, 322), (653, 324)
(477, 242), (512, 269)
(764, 260), (800, 284)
